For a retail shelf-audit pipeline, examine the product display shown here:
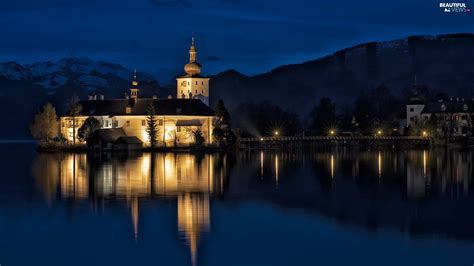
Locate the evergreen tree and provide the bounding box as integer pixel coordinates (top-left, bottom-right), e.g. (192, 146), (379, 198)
(30, 103), (59, 144)
(213, 99), (236, 147)
(145, 103), (159, 147)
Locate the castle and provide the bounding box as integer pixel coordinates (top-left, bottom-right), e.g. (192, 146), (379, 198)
(60, 38), (217, 147)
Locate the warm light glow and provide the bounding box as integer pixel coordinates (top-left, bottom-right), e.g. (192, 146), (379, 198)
(260, 138), (264, 141)
(330, 154), (335, 178)
(422, 131), (428, 137)
(177, 193), (210, 266)
(329, 129), (335, 136)
(378, 152), (382, 178)
(260, 151), (264, 178)
(274, 131), (279, 136)
(377, 130), (382, 136)
(423, 150), (427, 177)
(275, 154), (279, 185)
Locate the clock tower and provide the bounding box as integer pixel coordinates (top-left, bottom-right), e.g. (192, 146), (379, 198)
(176, 37), (210, 106)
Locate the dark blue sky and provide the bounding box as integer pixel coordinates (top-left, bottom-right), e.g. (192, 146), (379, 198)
(0, 0), (473, 80)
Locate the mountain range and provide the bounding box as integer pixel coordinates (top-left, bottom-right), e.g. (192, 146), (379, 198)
(1, 33), (474, 138)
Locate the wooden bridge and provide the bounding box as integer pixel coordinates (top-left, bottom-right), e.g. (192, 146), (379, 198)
(239, 136), (433, 150)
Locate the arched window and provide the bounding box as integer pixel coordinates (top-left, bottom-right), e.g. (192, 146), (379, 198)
(189, 92), (192, 98)
(182, 93), (185, 98)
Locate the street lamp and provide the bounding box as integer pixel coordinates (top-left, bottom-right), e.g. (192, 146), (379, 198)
(377, 130), (382, 136)
(274, 131), (279, 136)
(329, 130), (335, 136)
(422, 131), (428, 137)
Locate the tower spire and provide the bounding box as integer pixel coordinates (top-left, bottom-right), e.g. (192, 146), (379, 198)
(189, 36), (197, 63)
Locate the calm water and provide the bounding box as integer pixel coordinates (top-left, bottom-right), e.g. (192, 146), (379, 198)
(1, 143), (474, 266)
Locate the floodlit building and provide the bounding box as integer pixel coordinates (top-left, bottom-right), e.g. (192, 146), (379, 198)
(60, 38), (217, 147)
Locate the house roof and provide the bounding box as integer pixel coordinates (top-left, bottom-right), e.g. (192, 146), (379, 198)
(91, 128), (126, 142)
(421, 101), (473, 114)
(71, 98), (215, 117)
(114, 136), (143, 144)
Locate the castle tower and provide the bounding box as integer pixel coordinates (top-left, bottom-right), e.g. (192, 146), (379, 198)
(176, 37), (210, 106)
(130, 69), (139, 100)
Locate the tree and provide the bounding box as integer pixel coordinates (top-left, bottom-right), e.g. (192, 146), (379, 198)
(78, 117), (102, 142)
(67, 95), (82, 145)
(215, 99), (231, 126)
(309, 97), (337, 135)
(213, 99), (237, 147)
(192, 128), (205, 146)
(145, 103), (159, 147)
(232, 101), (302, 137)
(30, 103), (59, 144)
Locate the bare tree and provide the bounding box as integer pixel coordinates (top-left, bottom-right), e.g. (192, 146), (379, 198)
(30, 103), (59, 144)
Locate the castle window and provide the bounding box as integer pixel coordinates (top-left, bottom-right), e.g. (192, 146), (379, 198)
(201, 90), (203, 94)
(195, 90), (198, 94)
(196, 81), (198, 85)
(410, 108), (414, 112)
(188, 81), (190, 85)
(158, 119), (163, 126)
(202, 81), (203, 85)
(126, 121), (130, 126)
(142, 120), (145, 126)
(177, 126), (181, 132)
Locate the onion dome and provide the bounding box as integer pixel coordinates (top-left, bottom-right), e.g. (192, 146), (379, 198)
(184, 37), (202, 75)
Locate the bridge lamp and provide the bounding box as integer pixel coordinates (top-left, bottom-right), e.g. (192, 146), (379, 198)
(329, 130), (336, 136)
(260, 138), (264, 141)
(377, 130), (382, 136)
(422, 131), (428, 137)
(274, 131), (279, 136)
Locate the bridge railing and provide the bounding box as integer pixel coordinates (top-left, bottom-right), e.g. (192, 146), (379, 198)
(240, 136), (431, 143)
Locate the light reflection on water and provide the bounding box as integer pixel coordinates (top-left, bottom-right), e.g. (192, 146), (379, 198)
(4, 146), (473, 265)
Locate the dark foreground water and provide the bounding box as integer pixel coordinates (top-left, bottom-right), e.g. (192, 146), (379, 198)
(1, 143), (474, 266)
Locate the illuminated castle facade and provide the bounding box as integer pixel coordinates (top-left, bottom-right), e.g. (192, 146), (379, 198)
(60, 38), (216, 147)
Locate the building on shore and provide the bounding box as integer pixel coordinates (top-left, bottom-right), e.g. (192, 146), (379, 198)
(60, 38), (217, 147)
(406, 96), (473, 136)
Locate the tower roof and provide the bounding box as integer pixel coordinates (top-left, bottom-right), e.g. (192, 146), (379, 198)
(184, 37), (202, 76)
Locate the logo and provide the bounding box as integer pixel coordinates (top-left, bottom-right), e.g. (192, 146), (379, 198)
(439, 2), (471, 13)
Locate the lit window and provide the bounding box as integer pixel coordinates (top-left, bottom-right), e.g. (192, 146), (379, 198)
(177, 126), (181, 132)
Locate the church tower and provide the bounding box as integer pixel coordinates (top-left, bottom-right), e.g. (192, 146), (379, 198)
(176, 37), (210, 106)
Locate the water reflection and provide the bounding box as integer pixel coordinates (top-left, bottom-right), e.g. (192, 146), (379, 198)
(33, 152), (229, 265)
(30, 148), (474, 265)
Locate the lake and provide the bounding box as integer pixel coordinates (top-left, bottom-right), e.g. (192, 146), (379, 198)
(0, 143), (473, 266)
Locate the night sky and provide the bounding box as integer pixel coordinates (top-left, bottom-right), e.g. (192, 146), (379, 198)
(1, 0), (473, 80)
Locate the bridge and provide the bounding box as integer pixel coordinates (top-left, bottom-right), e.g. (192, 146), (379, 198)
(239, 136), (433, 150)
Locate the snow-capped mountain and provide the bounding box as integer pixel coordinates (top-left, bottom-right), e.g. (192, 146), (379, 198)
(0, 57), (158, 93)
